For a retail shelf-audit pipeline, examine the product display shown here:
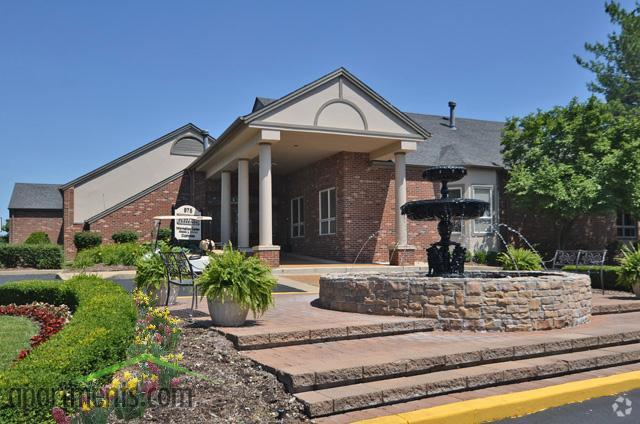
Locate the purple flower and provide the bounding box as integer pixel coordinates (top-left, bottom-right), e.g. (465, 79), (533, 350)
(51, 407), (71, 424)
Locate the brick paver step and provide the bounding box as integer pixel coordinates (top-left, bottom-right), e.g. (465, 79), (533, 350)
(295, 343), (640, 417)
(245, 316), (640, 392)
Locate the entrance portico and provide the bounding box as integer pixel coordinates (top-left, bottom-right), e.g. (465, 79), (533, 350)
(191, 68), (429, 266)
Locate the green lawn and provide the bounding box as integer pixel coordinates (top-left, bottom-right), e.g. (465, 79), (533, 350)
(0, 315), (38, 369)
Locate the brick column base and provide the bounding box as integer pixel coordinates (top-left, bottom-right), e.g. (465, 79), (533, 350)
(252, 246), (281, 268)
(389, 245), (416, 266)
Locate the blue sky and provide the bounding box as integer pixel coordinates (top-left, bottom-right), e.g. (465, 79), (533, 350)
(0, 0), (632, 226)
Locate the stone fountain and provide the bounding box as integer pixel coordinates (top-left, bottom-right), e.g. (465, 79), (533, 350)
(318, 165), (592, 331)
(401, 166), (488, 276)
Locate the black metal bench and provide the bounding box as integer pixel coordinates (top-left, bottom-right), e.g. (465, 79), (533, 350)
(546, 249), (607, 294)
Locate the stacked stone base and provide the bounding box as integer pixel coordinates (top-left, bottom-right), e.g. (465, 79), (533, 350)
(319, 271), (592, 332)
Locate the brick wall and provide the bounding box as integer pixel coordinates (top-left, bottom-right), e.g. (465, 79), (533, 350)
(275, 152), (439, 263)
(88, 175), (191, 245)
(8, 209), (63, 244)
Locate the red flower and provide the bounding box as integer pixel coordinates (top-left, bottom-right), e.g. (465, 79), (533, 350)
(0, 303), (71, 363)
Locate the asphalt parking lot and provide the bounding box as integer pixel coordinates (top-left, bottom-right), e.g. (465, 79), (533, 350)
(499, 389), (640, 423)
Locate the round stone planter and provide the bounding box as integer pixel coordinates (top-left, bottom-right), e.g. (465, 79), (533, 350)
(207, 297), (249, 327)
(319, 271), (592, 332)
(147, 283), (178, 307)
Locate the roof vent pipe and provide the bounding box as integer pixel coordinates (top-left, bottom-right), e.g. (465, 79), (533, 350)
(448, 101), (457, 129)
(201, 130), (210, 150)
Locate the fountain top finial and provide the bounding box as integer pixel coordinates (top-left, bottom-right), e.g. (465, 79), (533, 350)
(422, 166), (467, 183)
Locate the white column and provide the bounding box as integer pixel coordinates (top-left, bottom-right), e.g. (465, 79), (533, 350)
(237, 159), (250, 249)
(258, 142), (273, 246)
(394, 152), (408, 246)
(220, 171), (231, 245)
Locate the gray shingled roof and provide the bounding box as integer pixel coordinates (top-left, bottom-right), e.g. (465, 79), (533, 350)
(9, 183), (63, 210)
(248, 98), (504, 168)
(252, 97), (278, 113)
(405, 113), (504, 168)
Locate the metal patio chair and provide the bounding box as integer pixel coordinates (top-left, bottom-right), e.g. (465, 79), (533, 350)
(159, 251), (199, 320)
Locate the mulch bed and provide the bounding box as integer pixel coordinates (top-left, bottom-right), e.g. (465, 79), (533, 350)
(141, 323), (311, 424)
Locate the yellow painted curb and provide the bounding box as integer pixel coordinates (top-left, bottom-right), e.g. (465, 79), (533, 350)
(353, 371), (640, 424)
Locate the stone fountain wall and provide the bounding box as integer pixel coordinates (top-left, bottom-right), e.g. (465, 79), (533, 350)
(318, 272), (592, 331)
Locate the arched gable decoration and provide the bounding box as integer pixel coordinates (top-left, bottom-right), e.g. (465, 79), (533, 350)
(170, 137), (204, 157)
(313, 99), (368, 131)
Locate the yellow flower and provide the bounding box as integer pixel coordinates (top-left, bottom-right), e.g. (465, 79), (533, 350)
(81, 400), (94, 412)
(127, 377), (139, 392)
(110, 378), (121, 389)
(176, 352), (184, 361)
(123, 371), (133, 381)
(108, 388), (116, 399)
(151, 374), (158, 382)
(147, 324), (156, 330)
(100, 399), (108, 408)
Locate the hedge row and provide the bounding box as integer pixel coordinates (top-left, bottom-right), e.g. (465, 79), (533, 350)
(0, 244), (63, 269)
(561, 265), (627, 292)
(0, 276), (137, 423)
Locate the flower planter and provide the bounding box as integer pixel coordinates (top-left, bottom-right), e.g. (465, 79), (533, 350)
(207, 297), (249, 327)
(148, 283), (178, 306)
(632, 281), (640, 298)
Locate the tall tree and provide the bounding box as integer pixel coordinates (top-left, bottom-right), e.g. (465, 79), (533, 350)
(576, 1), (640, 107)
(502, 97), (640, 247)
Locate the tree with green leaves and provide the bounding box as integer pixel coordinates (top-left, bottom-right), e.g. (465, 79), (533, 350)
(502, 97), (640, 247)
(576, 1), (640, 107)
(0, 219), (8, 243)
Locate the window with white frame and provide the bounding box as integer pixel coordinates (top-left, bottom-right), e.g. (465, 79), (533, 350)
(448, 186), (463, 233)
(471, 185), (494, 234)
(319, 188), (336, 235)
(291, 197), (304, 238)
(617, 211), (637, 240)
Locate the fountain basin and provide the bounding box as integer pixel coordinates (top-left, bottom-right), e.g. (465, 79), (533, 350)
(318, 271), (592, 331)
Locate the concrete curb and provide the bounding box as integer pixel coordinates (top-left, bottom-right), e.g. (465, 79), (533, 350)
(353, 370), (640, 424)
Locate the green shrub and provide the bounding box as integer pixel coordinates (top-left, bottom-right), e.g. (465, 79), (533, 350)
(0, 276), (137, 423)
(72, 243), (144, 268)
(497, 246), (543, 271)
(472, 250), (487, 264)
(562, 265), (625, 291)
(617, 244), (640, 290)
(73, 231), (102, 251)
(157, 227), (172, 243)
(135, 253), (166, 291)
(197, 245), (277, 316)
(24, 231), (51, 245)
(0, 244), (63, 269)
(112, 230), (139, 244)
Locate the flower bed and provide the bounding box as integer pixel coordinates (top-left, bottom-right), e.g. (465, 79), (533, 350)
(0, 302), (71, 360)
(0, 276), (137, 424)
(52, 290), (186, 423)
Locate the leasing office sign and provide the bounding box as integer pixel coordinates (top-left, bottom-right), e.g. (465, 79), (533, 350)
(174, 205), (202, 241)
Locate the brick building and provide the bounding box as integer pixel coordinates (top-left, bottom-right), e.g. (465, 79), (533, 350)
(9, 124), (207, 257)
(7, 68), (625, 265)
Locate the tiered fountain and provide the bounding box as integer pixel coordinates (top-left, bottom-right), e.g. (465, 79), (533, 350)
(401, 166), (488, 276)
(318, 166), (593, 332)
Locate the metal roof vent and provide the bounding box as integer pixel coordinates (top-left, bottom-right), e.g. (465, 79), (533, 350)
(448, 101), (457, 129)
